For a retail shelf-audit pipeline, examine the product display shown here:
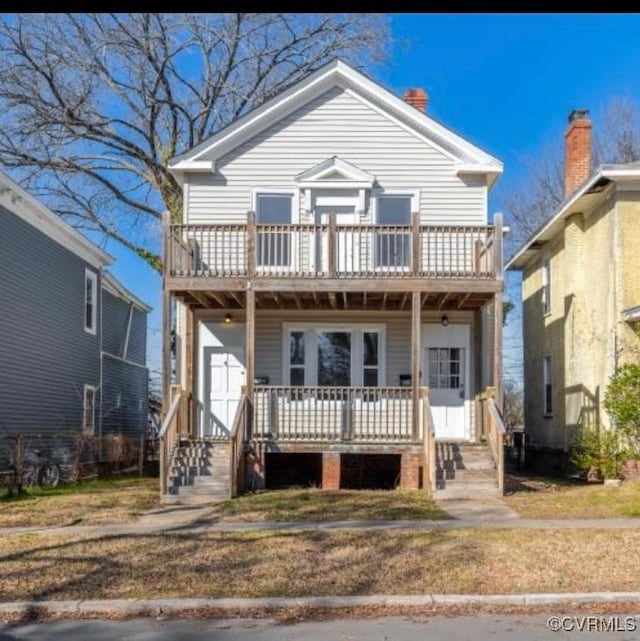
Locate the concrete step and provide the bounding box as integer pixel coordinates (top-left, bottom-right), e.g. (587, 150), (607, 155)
(173, 485), (230, 496)
(436, 468), (496, 481)
(162, 494), (226, 506)
(435, 486), (499, 500)
(437, 459), (495, 471)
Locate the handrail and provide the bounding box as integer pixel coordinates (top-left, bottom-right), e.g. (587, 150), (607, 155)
(159, 386), (186, 496)
(167, 219), (498, 280)
(229, 394), (248, 497)
(483, 387), (506, 495)
(421, 387), (437, 494)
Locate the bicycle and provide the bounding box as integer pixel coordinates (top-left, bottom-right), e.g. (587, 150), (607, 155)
(23, 449), (61, 489)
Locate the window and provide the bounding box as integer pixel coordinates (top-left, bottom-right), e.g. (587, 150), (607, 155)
(375, 195), (412, 268)
(83, 385), (96, 433)
(84, 269), (97, 334)
(289, 331), (306, 386)
(284, 325), (384, 387)
(542, 257), (551, 315)
(256, 193), (293, 267)
(428, 348), (464, 389)
(543, 355), (553, 416)
(363, 332), (379, 387)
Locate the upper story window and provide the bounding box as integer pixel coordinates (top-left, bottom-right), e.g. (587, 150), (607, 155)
(255, 192), (294, 267)
(541, 257), (551, 316)
(84, 269), (98, 334)
(374, 194), (413, 269)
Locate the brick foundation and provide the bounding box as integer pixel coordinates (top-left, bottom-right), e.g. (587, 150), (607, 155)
(400, 452), (423, 490)
(322, 452), (341, 490)
(244, 450), (265, 491)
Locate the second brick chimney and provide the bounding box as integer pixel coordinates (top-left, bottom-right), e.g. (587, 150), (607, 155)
(564, 109), (592, 197)
(403, 88), (428, 112)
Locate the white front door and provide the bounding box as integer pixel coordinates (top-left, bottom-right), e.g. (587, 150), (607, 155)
(205, 346), (245, 438)
(315, 205), (358, 273)
(423, 324), (471, 440)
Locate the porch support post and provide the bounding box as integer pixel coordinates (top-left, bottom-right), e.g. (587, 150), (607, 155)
(493, 291), (503, 413)
(493, 213), (504, 413)
(185, 305), (195, 437)
(162, 210), (172, 413)
(162, 288), (172, 413)
(245, 287), (255, 437)
(411, 291), (421, 441)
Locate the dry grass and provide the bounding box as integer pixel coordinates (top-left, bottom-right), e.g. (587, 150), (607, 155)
(0, 477), (159, 527)
(2, 528), (640, 601)
(208, 488), (449, 522)
(505, 477), (640, 519)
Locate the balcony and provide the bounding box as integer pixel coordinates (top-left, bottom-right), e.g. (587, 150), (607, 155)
(165, 213), (502, 286)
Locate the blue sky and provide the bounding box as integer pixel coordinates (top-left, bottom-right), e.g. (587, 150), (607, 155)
(103, 13), (640, 388)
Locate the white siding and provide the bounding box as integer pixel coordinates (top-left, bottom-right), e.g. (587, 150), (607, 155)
(185, 87), (487, 226)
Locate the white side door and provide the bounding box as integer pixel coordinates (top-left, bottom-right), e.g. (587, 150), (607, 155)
(206, 347), (245, 438)
(423, 324), (471, 440)
(315, 205), (358, 273)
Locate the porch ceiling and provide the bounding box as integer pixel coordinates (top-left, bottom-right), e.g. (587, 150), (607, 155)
(172, 289), (494, 312)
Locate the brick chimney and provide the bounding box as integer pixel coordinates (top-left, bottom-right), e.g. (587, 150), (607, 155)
(403, 88), (428, 112)
(564, 108), (592, 197)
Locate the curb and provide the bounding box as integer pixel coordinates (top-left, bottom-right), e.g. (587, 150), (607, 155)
(1, 592), (640, 616)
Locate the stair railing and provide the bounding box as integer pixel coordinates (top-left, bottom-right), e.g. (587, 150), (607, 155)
(421, 387), (437, 494)
(229, 390), (249, 497)
(159, 385), (187, 496)
(482, 386), (506, 495)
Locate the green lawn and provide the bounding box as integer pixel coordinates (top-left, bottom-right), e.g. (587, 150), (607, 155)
(0, 476), (159, 527)
(505, 476), (640, 519)
(209, 488), (450, 522)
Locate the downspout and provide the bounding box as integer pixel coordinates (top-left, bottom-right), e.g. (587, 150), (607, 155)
(99, 272), (104, 444)
(123, 303), (134, 360)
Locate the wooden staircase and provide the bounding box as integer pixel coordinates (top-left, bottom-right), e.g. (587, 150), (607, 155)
(434, 442), (499, 500)
(163, 439), (231, 505)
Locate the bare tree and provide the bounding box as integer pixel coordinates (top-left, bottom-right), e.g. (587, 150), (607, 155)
(0, 13), (389, 270)
(501, 95), (640, 254)
(502, 379), (524, 432)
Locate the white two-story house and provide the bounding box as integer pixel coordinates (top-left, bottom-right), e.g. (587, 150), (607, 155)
(159, 60), (506, 502)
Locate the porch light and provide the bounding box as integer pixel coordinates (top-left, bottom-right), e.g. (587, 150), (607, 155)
(441, 315), (449, 327)
(224, 313), (232, 324)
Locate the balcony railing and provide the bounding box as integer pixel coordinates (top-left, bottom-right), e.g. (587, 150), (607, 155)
(252, 386), (415, 442)
(166, 214), (499, 280)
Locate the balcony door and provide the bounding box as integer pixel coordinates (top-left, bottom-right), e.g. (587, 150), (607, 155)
(375, 194), (412, 272)
(314, 193), (359, 273)
(255, 192), (294, 271)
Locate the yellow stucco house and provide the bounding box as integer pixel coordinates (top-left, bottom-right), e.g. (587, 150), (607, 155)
(507, 110), (640, 471)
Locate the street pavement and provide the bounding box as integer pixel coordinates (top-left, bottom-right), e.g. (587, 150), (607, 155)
(3, 614), (640, 640)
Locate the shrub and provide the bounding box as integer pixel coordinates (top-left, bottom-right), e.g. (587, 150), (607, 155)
(604, 363), (640, 455)
(571, 428), (630, 480)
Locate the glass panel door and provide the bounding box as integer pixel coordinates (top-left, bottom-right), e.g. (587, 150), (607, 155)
(317, 331), (351, 386)
(375, 196), (411, 269)
(256, 193), (292, 267)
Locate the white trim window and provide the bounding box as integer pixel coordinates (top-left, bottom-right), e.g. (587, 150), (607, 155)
(84, 269), (98, 334)
(542, 257), (551, 316)
(283, 323), (385, 387)
(253, 190), (297, 269)
(543, 355), (553, 416)
(83, 384), (96, 433)
(372, 190), (418, 270)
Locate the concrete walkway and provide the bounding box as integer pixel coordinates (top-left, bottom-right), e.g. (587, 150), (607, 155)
(1, 502), (640, 538)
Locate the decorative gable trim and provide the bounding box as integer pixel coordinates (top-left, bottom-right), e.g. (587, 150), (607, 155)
(295, 156), (375, 189)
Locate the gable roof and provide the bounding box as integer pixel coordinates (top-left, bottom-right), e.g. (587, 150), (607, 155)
(0, 169), (113, 269)
(506, 164), (640, 270)
(102, 271), (152, 313)
(168, 59), (503, 185)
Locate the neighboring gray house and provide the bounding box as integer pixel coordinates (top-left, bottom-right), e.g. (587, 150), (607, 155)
(0, 169), (151, 462)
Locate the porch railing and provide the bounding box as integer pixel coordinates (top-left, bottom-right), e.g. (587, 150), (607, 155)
(167, 214), (499, 280)
(158, 385), (188, 496)
(421, 388), (437, 494)
(479, 386), (506, 495)
(252, 386), (414, 442)
(229, 391), (249, 497)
